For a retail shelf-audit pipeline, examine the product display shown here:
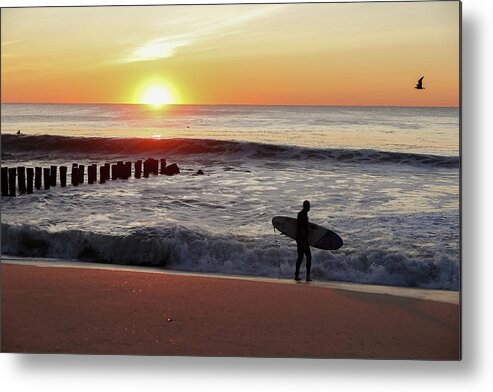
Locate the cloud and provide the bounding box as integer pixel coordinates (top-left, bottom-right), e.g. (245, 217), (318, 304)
(120, 6), (281, 64)
(1, 40), (22, 47)
(123, 35), (190, 63)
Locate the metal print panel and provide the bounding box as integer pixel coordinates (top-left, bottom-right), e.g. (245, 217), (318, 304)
(0, 1), (461, 359)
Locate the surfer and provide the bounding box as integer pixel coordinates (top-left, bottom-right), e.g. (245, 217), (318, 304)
(295, 200), (312, 282)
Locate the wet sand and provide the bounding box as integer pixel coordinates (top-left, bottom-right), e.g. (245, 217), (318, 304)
(1, 263), (460, 359)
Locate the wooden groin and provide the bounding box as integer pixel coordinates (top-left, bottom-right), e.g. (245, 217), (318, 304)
(0, 158), (189, 197)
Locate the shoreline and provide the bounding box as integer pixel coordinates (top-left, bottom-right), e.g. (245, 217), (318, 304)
(1, 260), (460, 358)
(1, 256), (459, 305)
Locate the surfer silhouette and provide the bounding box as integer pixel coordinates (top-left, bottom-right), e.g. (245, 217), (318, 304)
(295, 200), (312, 282)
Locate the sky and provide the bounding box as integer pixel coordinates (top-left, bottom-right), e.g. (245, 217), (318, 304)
(1, 1), (460, 106)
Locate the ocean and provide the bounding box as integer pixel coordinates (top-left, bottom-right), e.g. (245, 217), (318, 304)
(0, 103), (460, 290)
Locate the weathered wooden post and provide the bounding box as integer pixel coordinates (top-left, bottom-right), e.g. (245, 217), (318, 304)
(143, 159), (150, 178)
(99, 166), (106, 184)
(43, 168), (51, 190)
(153, 158), (159, 175)
(71, 164), (79, 186)
(163, 163), (180, 176)
(111, 164), (118, 180)
(93, 164), (98, 183)
(50, 165), (57, 186)
(26, 168), (34, 194)
(149, 158), (154, 175)
(1, 167), (8, 196)
(104, 163), (110, 181)
(135, 160), (142, 178)
(8, 168), (16, 197)
(17, 166), (26, 194)
(124, 162), (131, 179)
(160, 159), (167, 174)
(35, 167), (42, 190)
(120, 162), (126, 180)
(60, 166), (67, 187)
(116, 161), (123, 179)
(88, 164), (95, 184)
(78, 164), (85, 184)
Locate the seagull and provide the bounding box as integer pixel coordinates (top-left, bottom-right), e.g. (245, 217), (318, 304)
(415, 76), (425, 90)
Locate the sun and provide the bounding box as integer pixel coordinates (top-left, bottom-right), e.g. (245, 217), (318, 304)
(140, 85), (173, 106)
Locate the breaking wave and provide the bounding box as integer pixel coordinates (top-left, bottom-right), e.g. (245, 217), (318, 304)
(1, 223), (459, 290)
(1, 134), (459, 168)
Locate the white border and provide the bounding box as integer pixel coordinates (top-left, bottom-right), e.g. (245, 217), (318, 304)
(2, 0), (492, 391)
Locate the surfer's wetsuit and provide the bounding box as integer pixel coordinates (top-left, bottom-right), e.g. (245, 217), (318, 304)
(295, 208), (312, 280)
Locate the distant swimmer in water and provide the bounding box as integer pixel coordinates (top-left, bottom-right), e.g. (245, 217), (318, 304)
(415, 76), (425, 90)
(295, 200), (312, 282)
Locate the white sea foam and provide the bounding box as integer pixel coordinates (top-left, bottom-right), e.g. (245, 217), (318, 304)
(1, 223), (459, 290)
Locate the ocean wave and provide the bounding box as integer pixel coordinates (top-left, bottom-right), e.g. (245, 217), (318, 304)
(1, 134), (459, 168)
(1, 223), (459, 290)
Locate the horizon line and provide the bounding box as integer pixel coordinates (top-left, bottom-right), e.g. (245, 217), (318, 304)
(1, 101), (460, 109)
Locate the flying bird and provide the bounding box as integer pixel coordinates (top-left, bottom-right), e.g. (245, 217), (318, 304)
(415, 76), (425, 90)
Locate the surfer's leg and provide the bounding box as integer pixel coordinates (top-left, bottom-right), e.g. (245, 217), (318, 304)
(305, 246), (312, 281)
(295, 242), (303, 280)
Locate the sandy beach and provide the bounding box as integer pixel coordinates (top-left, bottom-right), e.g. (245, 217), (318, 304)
(1, 262), (460, 359)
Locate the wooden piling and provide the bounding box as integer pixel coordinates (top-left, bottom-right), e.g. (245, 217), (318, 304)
(143, 159), (150, 178)
(8, 168), (16, 197)
(160, 159), (167, 174)
(35, 167), (42, 190)
(78, 165), (85, 184)
(43, 168), (51, 190)
(124, 162), (131, 179)
(88, 164), (96, 184)
(116, 161), (123, 179)
(135, 160), (142, 178)
(26, 168), (34, 194)
(100, 166), (106, 184)
(148, 158), (154, 175)
(50, 165), (57, 186)
(71, 164), (79, 186)
(93, 164), (98, 184)
(119, 162), (126, 180)
(120, 163), (125, 180)
(152, 158), (159, 175)
(1, 167), (8, 196)
(163, 163), (180, 176)
(17, 167), (26, 194)
(104, 163), (110, 181)
(60, 166), (67, 187)
(111, 164), (118, 180)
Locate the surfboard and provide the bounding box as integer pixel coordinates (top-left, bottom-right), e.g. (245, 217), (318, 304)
(272, 216), (343, 250)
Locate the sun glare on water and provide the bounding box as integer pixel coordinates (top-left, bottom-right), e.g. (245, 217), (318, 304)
(140, 85), (173, 106)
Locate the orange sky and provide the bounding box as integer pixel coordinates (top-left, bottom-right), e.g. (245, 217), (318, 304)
(1, 2), (460, 106)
